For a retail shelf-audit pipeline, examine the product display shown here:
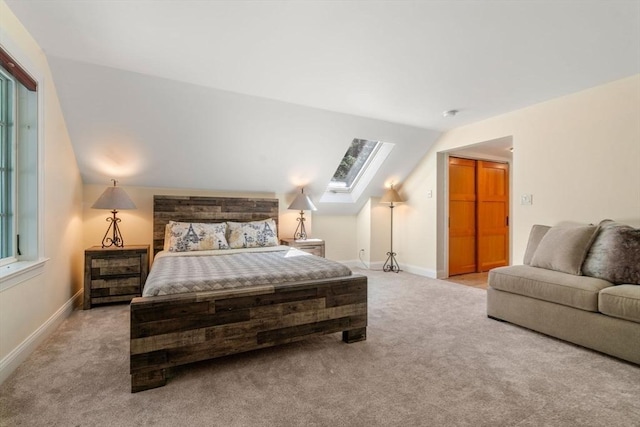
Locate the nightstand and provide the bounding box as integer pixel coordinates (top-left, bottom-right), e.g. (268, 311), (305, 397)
(280, 238), (325, 258)
(83, 245), (149, 309)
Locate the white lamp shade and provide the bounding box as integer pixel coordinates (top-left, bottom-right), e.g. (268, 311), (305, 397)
(288, 191), (317, 211)
(91, 186), (136, 210)
(380, 187), (404, 204)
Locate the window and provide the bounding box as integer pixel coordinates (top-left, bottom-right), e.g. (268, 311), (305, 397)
(0, 66), (16, 264)
(328, 139), (381, 193)
(321, 138), (394, 204)
(0, 46), (40, 281)
(0, 71), (11, 259)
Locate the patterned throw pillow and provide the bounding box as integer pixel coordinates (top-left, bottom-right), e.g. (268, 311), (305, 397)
(166, 221), (229, 252)
(227, 219), (278, 249)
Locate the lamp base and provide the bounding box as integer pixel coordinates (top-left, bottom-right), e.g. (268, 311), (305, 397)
(293, 210), (308, 240)
(100, 210), (125, 248)
(383, 251), (401, 273)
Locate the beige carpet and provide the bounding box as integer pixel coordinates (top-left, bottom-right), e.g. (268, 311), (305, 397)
(1, 268), (639, 426)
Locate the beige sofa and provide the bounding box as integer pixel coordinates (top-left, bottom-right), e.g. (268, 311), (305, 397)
(487, 220), (640, 365)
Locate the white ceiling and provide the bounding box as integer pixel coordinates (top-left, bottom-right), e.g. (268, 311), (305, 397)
(5, 1), (640, 213)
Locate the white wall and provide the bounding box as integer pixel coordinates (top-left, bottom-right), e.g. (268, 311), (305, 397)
(312, 215), (358, 262)
(354, 197), (396, 269)
(398, 75), (640, 277)
(356, 200), (372, 266)
(370, 197), (392, 264)
(0, 1), (83, 383)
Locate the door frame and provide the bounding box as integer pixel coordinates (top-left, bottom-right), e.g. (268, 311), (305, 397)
(436, 139), (513, 279)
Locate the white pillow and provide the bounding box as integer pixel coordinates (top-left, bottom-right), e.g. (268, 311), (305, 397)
(166, 221), (229, 252)
(163, 224), (171, 251)
(227, 219), (278, 249)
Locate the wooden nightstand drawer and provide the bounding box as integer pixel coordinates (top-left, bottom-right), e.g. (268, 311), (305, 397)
(294, 245), (324, 257)
(91, 277), (141, 289)
(90, 293), (142, 305)
(91, 257), (141, 278)
(91, 284), (140, 296)
(84, 245), (149, 309)
(90, 277), (141, 299)
(280, 238), (325, 258)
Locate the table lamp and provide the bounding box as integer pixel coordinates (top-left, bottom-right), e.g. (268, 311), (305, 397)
(91, 179), (136, 248)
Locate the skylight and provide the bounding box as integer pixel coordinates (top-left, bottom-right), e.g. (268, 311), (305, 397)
(328, 139), (381, 193)
(321, 138), (395, 204)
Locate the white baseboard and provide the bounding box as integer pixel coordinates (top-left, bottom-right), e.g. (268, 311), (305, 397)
(339, 259), (361, 268)
(350, 261), (383, 270)
(335, 259), (440, 278)
(340, 260), (385, 271)
(401, 264), (438, 278)
(0, 288), (83, 385)
(369, 261), (384, 270)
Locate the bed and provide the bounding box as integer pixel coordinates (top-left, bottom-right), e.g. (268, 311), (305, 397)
(130, 196), (367, 392)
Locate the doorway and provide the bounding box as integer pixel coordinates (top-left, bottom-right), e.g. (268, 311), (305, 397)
(448, 156), (509, 276)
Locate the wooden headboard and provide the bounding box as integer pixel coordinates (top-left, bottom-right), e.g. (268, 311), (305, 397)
(153, 195), (279, 256)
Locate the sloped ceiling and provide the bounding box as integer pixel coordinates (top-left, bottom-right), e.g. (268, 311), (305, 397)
(5, 1), (640, 214)
(45, 56), (439, 215)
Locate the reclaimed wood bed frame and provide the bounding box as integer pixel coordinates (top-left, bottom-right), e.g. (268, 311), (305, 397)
(130, 195), (367, 392)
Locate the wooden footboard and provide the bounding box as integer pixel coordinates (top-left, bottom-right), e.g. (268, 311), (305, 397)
(130, 275), (367, 392)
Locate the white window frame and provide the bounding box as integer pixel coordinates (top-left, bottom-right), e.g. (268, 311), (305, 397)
(0, 69), (16, 266)
(0, 39), (47, 292)
(327, 139), (382, 193)
(321, 139), (395, 204)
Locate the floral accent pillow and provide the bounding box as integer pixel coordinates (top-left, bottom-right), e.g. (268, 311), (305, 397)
(227, 219), (278, 249)
(166, 221), (229, 252)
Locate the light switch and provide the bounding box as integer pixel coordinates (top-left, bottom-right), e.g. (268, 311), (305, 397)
(427, 190), (433, 198)
(521, 194), (533, 205)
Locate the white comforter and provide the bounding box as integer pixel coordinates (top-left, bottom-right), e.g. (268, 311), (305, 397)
(142, 246), (352, 297)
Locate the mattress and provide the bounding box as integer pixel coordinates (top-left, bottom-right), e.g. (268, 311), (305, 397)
(142, 246), (353, 297)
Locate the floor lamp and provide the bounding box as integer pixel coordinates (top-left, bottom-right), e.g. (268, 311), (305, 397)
(380, 184), (404, 272)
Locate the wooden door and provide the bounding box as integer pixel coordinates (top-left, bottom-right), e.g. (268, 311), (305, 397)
(476, 161), (509, 271)
(448, 157), (477, 275)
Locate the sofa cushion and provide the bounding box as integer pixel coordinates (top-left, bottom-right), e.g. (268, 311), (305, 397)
(598, 285), (640, 324)
(489, 265), (612, 312)
(582, 220), (640, 285)
(530, 225), (598, 275)
(523, 224), (551, 265)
